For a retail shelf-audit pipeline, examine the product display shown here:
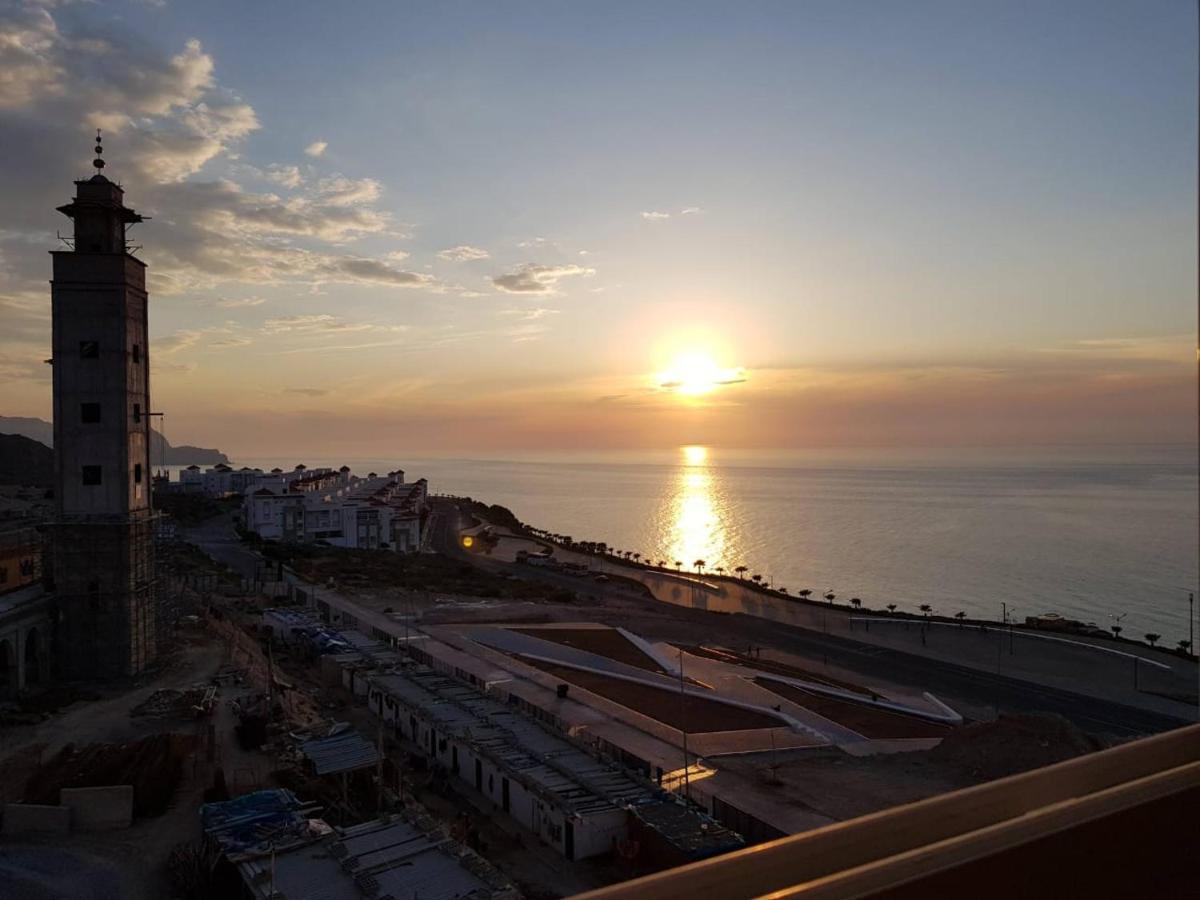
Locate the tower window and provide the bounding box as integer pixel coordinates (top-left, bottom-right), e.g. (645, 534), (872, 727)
(131, 344), (141, 363)
(133, 403), (141, 423)
(81, 402), (101, 424)
(79, 340), (99, 359)
(82, 465), (102, 486)
(134, 463), (143, 484)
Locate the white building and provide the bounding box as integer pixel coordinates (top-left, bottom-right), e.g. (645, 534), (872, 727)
(241, 467), (427, 552)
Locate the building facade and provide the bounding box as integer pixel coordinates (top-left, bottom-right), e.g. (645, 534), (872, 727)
(47, 139), (156, 679)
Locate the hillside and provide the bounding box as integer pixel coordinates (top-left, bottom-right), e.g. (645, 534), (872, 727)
(0, 433), (54, 486)
(0, 417), (229, 465)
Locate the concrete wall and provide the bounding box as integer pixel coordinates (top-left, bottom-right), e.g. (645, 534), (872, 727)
(60, 785), (133, 831)
(2, 803), (71, 836)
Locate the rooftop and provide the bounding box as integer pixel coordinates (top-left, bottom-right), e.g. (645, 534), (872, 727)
(301, 729), (381, 776)
(234, 813), (513, 900)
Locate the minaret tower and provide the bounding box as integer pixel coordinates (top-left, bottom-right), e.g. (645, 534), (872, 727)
(49, 131), (156, 678)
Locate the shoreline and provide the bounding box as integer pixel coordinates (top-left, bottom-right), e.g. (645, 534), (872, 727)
(478, 520), (1197, 666)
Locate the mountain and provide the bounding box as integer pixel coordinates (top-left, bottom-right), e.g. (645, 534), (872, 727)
(0, 433), (54, 486)
(0, 417), (230, 466)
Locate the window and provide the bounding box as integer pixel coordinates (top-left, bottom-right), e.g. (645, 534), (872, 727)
(79, 340), (99, 359)
(134, 463), (143, 484)
(80, 402), (101, 424)
(133, 403), (141, 423)
(82, 465), (102, 486)
(131, 344), (141, 363)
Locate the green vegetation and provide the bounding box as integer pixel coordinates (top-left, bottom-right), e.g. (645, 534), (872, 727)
(260, 542), (577, 604)
(455, 497), (525, 532)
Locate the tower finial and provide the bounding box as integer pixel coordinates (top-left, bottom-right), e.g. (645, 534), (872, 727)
(93, 128), (105, 172)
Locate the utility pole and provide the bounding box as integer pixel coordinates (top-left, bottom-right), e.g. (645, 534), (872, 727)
(678, 648), (690, 802)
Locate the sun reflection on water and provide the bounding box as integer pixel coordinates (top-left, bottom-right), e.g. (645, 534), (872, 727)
(665, 446), (728, 570)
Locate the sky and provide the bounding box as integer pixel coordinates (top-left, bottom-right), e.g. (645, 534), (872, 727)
(0, 0), (1195, 457)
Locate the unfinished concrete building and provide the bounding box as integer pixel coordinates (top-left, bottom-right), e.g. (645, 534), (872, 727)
(47, 133), (156, 679)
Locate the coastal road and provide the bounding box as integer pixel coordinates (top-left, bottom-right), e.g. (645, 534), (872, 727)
(183, 504), (1192, 738)
(428, 501), (1194, 738)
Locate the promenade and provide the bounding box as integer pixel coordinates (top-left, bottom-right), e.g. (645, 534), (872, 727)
(482, 531), (1198, 722)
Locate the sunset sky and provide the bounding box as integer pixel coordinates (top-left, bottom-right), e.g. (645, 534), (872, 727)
(0, 0), (1195, 457)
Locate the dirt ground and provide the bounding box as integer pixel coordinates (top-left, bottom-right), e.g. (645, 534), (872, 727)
(513, 627), (667, 673)
(753, 677), (951, 739)
(521, 657), (782, 732)
(0, 621), (280, 900)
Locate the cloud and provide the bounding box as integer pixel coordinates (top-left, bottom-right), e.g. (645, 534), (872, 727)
(284, 387), (329, 397)
(680, 206), (703, 215)
(155, 325), (250, 353)
(304, 140), (327, 157)
(438, 245), (490, 262)
(208, 335), (252, 349)
(640, 211), (671, 221)
(263, 164), (302, 188)
(314, 175), (381, 207)
(215, 296), (266, 308)
(261, 314), (408, 336)
(491, 263), (594, 294)
(501, 307), (559, 321)
(517, 236), (549, 248)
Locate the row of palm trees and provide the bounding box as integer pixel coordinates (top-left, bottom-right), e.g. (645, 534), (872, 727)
(522, 527), (1193, 654)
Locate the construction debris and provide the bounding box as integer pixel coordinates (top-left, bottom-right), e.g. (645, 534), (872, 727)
(22, 733), (196, 818)
(130, 686), (217, 719)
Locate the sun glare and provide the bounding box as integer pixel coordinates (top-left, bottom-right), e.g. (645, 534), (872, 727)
(657, 351), (742, 396)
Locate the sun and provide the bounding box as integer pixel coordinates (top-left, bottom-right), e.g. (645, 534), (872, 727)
(657, 351), (742, 396)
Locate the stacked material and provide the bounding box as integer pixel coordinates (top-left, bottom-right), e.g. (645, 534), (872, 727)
(201, 789), (326, 859)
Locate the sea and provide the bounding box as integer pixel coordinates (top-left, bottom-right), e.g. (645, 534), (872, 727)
(227, 444), (1198, 645)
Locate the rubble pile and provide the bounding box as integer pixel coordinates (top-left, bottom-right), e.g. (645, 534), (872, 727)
(22, 732), (197, 817)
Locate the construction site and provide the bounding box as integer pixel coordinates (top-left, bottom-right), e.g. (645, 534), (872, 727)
(0, 493), (1169, 900)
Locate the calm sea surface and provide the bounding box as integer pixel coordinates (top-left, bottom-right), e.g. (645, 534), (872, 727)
(235, 445), (1199, 645)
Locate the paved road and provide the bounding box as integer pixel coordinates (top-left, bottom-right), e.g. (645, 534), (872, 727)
(429, 501), (1194, 738)
(185, 506), (1192, 739)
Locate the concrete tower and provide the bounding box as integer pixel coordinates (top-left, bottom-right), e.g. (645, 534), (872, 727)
(48, 131), (156, 679)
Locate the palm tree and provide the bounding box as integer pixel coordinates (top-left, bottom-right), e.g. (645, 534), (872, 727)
(751, 574), (763, 584)
(734, 565), (748, 580)
(798, 589), (812, 601)
(918, 604), (932, 617)
(778, 586), (789, 595)
(955, 610), (966, 623)
(850, 598), (862, 610)
(1111, 625), (1123, 638)
(694, 559), (706, 576)
(886, 603), (897, 613)
(632, 552), (641, 565)
(824, 591), (836, 605)
(1179, 639), (1192, 654)
(1144, 632), (1160, 647)
(657, 559), (666, 569)
(675, 560), (683, 572)
(715, 566), (725, 577)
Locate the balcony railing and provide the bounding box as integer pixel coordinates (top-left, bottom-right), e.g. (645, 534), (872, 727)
(575, 722), (1199, 900)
